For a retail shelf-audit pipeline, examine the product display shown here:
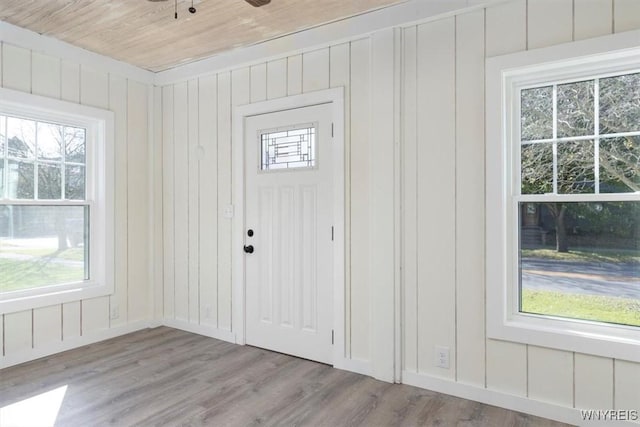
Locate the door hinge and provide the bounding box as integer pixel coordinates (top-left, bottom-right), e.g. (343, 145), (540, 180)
(331, 123), (334, 138)
(331, 226), (334, 241)
(332, 329), (334, 345)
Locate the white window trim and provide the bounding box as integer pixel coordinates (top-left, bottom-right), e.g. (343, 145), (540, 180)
(0, 87), (114, 314)
(486, 29), (640, 363)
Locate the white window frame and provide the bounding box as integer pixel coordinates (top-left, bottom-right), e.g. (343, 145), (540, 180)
(0, 87), (114, 314)
(486, 29), (640, 363)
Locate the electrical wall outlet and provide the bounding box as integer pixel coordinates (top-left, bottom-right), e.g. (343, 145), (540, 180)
(435, 345), (450, 369)
(110, 304), (120, 320)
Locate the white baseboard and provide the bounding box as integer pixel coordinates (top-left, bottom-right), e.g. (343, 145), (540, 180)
(334, 357), (371, 377)
(403, 370), (629, 426)
(162, 319), (236, 343)
(0, 320), (153, 369)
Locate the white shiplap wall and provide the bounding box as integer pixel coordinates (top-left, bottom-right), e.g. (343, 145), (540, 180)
(0, 40), (152, 367)
(402, 0), (640, 423)
(160, 40), (376, 360)
(159, 0), (640, 423)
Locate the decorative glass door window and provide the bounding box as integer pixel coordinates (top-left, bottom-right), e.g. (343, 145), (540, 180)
(260, 124), (316, 171)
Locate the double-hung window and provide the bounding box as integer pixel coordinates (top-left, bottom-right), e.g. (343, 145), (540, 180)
(0, 88), (114, 313)
(487, 31), (640, 361)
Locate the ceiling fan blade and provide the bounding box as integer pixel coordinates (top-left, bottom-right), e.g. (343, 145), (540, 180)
(245, 0), (271, 7)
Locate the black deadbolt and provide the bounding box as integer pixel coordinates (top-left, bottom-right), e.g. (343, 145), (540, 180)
(247, 229), (254, 237)
(243, 245), (254, 254)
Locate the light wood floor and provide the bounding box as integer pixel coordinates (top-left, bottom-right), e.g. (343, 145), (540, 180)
(0, 327), (572, 426)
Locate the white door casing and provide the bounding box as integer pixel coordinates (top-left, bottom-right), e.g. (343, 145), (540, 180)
(244, 103), (333, 363)
(232, 88), (345, 367)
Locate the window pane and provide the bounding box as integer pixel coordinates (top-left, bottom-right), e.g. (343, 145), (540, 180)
(519, 201), (640, 327)
(557, 80), (595, 138)
(557, 140), (595, 194)
(37, 122), (63, 161)
(600, 137), (640, 193)
(521, 143), (553, 194)
(7, 117), (36, 159)
(38, 163), (62, 199)
(65, 127), (86, 164)
(65, 165), (85, 200)
(600, 72), (640, 135)
(0, 205), (89, 293)
(7, 160), (34, 199)
(261, 126), (316, 170)
(0, 160), (4, 198)
(521, 86), (553, 141)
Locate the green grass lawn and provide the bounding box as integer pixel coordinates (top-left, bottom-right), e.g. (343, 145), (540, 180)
(522, 289), (640, 327)
(0, 258), (85, 292)
(521, 247), (640, 264)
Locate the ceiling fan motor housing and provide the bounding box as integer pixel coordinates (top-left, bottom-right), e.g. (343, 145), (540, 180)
(245, 0), (271, 7)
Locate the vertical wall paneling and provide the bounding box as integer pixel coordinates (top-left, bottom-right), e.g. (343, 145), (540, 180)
(528, 346), (574, 407)
(574, 0), (613, 40)
(287, 54), (303, 96)
(302, 49), (330, 93)
(348, 38), (371, 361)
(81, 297), (110, 334)
(2, 44), (31, 92)
(485, 0), (527, 57)
(162, 85), (176, 319)
(329, 43), (351, 357)
(216, 71), (233, 330)
(250, 63), (267, 103)
(80, 66), (109, 109)
(62, 301), (81, 341)
(187, 79), (200, 324)
(198, 75), (218, 327)
(0, 315), (3, 356)
(153, 85), (164, 321)
(527, 0), (573, 49)
(109, 74), (129, 327)
(266, 59), (287, 100)
(127, 80), (150, 322)
(613, 0), (640, 32)
(402, 25), (418, 374)
(4, 311), (32, 355)
(33, 306), (62, 349)
(454, 9), (486, 387)
(370, 29), (397, 382)
(415, 17), (456, 379)
(486, 340), (528, 396)
(173, 82), (189, 321)
(574, 354), (613, 409)
(60, 60), (80, 103)
(31, 53), (60, 99)
(614, 360), (640, 410)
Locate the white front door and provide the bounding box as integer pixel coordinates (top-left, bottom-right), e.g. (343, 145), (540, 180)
(244, 103), (333, 364)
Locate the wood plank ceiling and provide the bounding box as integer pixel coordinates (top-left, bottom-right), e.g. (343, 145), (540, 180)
(0, 0), (406, 72)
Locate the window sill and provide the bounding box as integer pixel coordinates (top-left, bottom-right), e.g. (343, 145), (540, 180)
(0, 281), (113, 314)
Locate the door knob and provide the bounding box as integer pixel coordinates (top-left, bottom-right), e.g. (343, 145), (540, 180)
(243, 245), (254, 254)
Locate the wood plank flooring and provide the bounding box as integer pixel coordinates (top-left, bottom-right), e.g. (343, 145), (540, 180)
(0, 327), (572, 426)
